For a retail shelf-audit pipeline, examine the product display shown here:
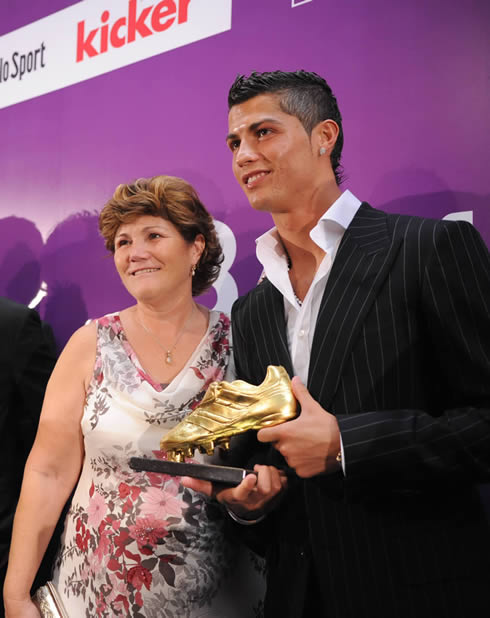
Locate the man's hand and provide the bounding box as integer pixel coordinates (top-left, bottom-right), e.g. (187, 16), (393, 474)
(257, 376), (341, 478)
(181, 464), (287, 519)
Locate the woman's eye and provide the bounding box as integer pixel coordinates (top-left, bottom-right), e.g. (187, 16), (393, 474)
(229, 140), (240, 151)
(116, 239), (129, 248)
(257, 128), (270, 138)
(149, 232), (161, 239)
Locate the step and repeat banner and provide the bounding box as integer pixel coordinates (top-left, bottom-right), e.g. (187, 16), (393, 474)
(1, 0), (489, 348)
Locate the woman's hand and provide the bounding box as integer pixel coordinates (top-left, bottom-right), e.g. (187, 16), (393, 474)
(182, 464), (287, 519)
(4, 597), (42, 618)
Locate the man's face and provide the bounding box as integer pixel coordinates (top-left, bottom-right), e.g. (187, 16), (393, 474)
(227, 94), (322, 214)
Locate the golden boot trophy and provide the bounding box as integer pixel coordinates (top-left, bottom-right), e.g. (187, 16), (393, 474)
(130, 365), (297, 484)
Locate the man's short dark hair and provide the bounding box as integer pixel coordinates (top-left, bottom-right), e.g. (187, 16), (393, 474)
(228, 70), (344, 185)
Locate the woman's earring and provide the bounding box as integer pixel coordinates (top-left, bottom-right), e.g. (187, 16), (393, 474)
(319, 147), (327, 156)
(190, 264), (197, 277)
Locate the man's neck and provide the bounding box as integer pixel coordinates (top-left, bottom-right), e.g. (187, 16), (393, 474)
(272, 183), (342, 300)
(272, 183), (341, 270)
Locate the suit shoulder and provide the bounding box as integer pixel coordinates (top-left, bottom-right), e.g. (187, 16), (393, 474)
(0, 296), (40, 340)
(374, 208), (480, 245)
(0, 296), (34, 321)
(232, 279), (270, 318)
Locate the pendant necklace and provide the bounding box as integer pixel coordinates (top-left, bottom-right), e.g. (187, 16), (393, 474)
(138, 303), (196, 365)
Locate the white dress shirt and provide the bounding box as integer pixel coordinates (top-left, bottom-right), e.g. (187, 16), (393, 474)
(256, 189), (361, 384)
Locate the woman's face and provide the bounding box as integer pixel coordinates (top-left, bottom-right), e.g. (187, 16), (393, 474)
(113, 215), (204, 304)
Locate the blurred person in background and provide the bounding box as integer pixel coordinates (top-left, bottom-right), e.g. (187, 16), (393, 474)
(0, 297), (56, 618)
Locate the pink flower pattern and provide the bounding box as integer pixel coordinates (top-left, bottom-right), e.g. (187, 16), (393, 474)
(128, 515), (169, 550)
(140, 484), (185, 520)
(87, 491), (107, 528)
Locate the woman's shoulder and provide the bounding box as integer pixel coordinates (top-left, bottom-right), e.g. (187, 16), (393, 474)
(208, 308), (231, 334)
(208, 308), (230, 323)
(66, 310), (123, 346)
(47, 321), (98, 393)
(63, 321), (97, 358)
(205, 310), (232, 357)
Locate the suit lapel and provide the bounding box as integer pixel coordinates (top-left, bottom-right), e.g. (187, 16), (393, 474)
(308, 203), (401, 407)
(256, 279), (294, 379)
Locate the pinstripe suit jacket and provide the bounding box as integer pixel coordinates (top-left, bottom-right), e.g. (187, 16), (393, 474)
(231, 203), (490, 618)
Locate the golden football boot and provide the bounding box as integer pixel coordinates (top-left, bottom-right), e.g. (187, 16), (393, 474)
(160, 365), (297, 462)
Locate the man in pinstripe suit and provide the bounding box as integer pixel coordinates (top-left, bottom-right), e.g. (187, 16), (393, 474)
(184, 71), (490, 617)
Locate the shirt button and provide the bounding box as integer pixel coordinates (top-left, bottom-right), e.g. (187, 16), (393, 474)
(298, 329), (305, 337)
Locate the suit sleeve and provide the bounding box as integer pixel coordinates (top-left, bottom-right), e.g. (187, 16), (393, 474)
(338, 220), (490, 485)
(231, 297), (252, 383)
(13, 309), (57, 461)
(227, 307), (269, 467)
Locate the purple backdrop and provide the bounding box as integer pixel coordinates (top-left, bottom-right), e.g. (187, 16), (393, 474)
(1, 0), (489, 349)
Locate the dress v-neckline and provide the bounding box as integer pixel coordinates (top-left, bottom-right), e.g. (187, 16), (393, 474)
(112, 310), (214, 393)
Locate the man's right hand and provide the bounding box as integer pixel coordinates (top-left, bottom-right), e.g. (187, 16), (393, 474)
(181, 464), (287, 520)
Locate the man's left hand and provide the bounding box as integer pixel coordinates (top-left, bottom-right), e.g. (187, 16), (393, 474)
(257, 376), (341, 478)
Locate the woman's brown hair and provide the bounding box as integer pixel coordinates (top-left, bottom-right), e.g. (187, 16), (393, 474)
(99, 175), (223, 297)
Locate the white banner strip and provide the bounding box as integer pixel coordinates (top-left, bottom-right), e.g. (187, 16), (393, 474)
(0, 0), (232, 110)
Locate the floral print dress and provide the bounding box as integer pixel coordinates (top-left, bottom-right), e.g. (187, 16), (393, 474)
(51, 310), (262, 617)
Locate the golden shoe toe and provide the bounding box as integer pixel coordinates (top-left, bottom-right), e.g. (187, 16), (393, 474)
(160, 365), (297, 461)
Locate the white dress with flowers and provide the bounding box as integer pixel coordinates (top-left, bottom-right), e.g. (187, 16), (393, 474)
(51, 310), (264, 618)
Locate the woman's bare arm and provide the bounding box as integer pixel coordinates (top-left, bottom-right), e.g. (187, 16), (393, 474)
(3, 322), (96, 616)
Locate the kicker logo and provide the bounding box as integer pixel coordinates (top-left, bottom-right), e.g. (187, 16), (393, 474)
(76, 0), (191, 62)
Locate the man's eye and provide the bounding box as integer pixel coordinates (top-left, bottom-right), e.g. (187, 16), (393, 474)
(257, 128), (270, 138)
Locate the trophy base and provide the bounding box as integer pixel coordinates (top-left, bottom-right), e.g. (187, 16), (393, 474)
(129, 457), (254, 486)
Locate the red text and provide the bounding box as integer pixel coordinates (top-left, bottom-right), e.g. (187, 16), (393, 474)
(76, 0), (191, 62)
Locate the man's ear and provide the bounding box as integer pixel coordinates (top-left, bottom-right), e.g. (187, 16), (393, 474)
(315, 119), (340, 157)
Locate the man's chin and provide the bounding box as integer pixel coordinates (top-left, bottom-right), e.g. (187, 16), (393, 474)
(245, 194), (273, 213)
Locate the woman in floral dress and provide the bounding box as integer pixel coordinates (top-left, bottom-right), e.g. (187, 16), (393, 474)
(4, 176), (264, 618)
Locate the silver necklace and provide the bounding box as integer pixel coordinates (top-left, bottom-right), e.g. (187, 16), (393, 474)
(285, 253), (303, 307)
(138, 303), (196, 365)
